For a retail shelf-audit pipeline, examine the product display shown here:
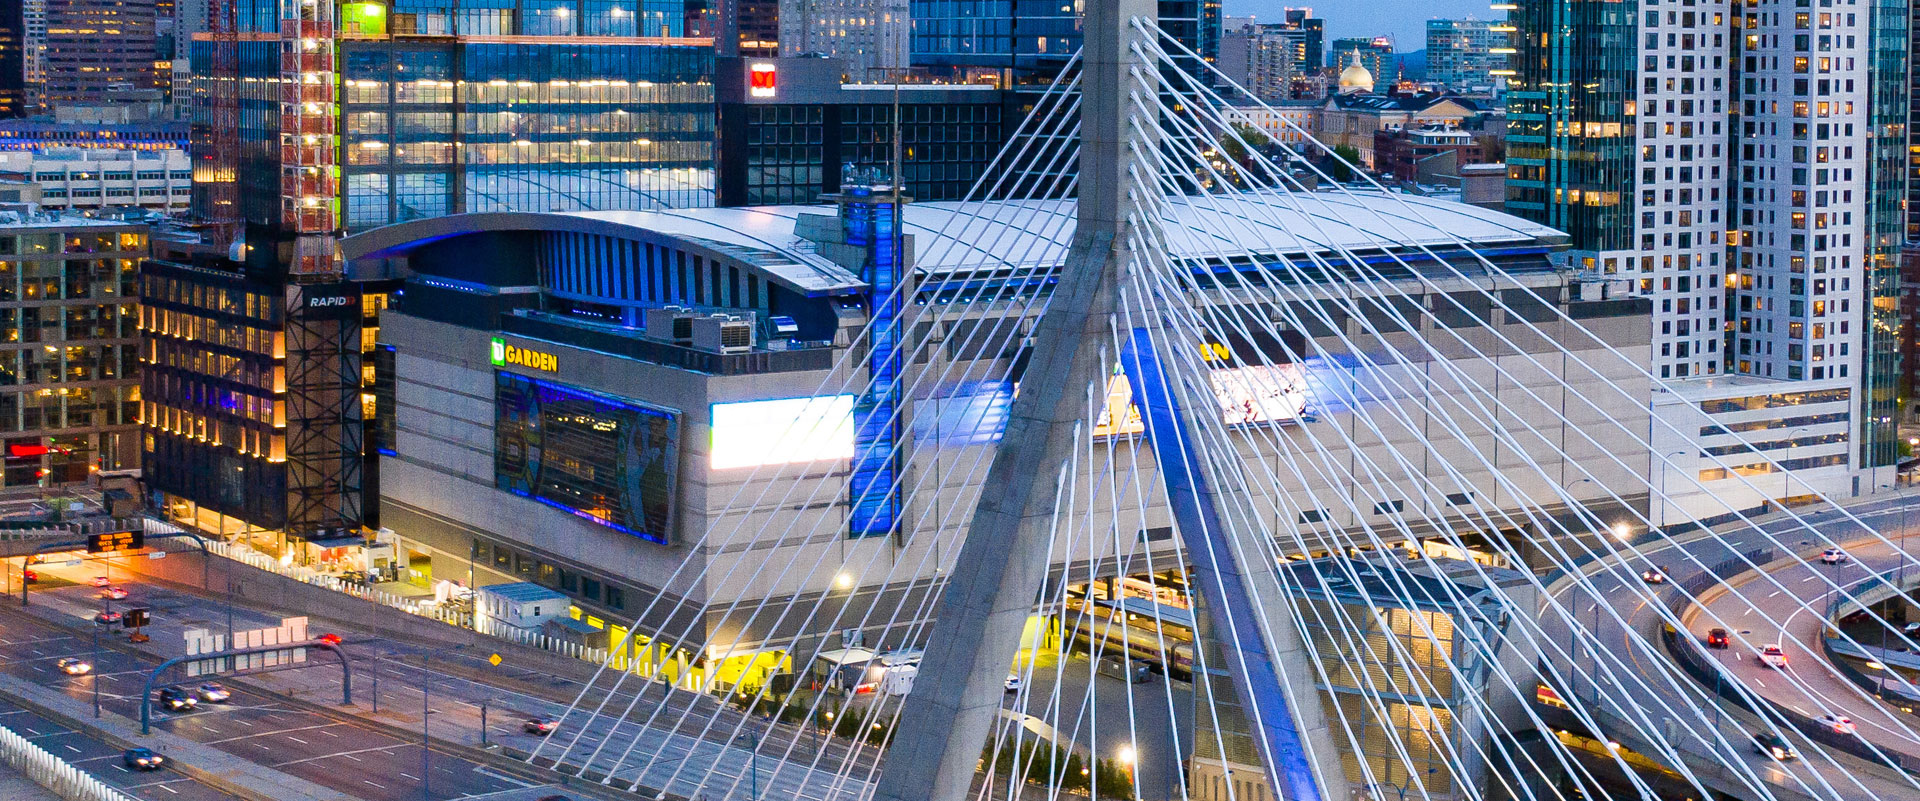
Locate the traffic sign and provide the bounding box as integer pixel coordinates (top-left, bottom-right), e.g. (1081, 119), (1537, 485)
(86, 530), (143, 554)
(488, 653), (502, 667)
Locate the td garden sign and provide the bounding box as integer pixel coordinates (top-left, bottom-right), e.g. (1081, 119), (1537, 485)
(491, 338), (558, 373)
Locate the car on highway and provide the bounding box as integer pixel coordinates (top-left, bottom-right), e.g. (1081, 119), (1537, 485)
(1816, 714), (1857, 735)
(524, 718), (557, 735)
(1903, 621), (1920, 637)
(1821, 548), (1850, 564)
(55, 658), (91, 675)
(89, 576), (110, 588)
(1752, 732), (1798, 761)
(1004, 673), (1023, 693)
(1758, 644), (1788, 669)
(99, 586), (129, 601)
(123, 747), (165, 771)
(316, 633), (342, 646)
(93, 611), (121, 625)
(20, 569), (36, 583)
(195, 683), (231, 703)
(1640, 568), (1666, 585)
(156, 687), (198, 712)
(1706, 628), (1730, 649)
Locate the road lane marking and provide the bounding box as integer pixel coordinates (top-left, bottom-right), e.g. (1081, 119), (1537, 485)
(287, 736), (309, 745)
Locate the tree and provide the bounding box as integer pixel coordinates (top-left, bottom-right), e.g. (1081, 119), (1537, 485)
(1328, 144), (1363, 183)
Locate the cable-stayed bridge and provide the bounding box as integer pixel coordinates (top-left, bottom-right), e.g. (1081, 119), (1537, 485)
(505, 6), (1920, 801)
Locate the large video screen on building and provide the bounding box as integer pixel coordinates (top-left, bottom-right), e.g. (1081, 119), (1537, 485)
(494, 372), (680, 544)
(1093, 328), (1309, 437)
(710, 395), (856, 469)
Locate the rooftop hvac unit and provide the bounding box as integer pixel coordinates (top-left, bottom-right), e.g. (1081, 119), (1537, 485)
(767, 315), (800, 338)
(643, 305), (697, 344)
(691, 314), (755, 354)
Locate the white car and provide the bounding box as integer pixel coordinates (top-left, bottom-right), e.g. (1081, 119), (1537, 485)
(1816, 714), (1856, 735)
(56, 658), (91, 676)
(1820, 548), (1849, 565)
(1758, 644), (1788, 669)
(1004, 673), (1024, 693)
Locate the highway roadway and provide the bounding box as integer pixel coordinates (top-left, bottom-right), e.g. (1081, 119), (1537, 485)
(0, 569), (539, 801)
(1686, 532), (1920, 762)
(1546, 492), (1920, 801)
(0, 693), (241, 800)
(16, 555), (872, 801)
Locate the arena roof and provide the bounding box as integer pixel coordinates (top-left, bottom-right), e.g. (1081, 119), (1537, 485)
(345, 190), (1567, 296)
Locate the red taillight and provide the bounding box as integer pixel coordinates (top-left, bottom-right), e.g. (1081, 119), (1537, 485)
(854, 683), (876, 694)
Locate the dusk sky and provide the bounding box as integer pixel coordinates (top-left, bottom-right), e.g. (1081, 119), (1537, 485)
(1223, 0), (1500, 54)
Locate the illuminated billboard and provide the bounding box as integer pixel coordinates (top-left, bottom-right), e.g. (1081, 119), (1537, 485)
(710, 395), (856, 469)
(1094, 329), (1309, 436)
(494, 373), (679, 544)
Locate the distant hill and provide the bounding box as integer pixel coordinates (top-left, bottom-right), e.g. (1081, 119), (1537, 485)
(1393, 49), (1427, 80)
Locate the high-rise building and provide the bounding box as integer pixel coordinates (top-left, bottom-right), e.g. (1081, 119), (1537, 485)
(191, 0), (717, 236)
(721, 0), (779, 56)
(909, 0), (1221, 88)
(714, 56), (1007, 205)
(0, 215), (146, 489)
(1221, 14), (1320, 102)
(166, 0), (717, 546)
(1327, 36), (1392, 79)
(43, 0), (160, 104)
(779, 0), (908, 78)
(0, 0), (23, 116)
(1283, 7), (1324, 74)
(1505, 0), (1907, 490)
(1424, 18), (1506, 91)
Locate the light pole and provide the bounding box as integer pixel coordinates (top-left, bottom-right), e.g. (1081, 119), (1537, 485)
(91, 619), (101, 718)
(737, 728), (760, 801)
(421, 655), (431, 801)
(1657, 449), (1689, 532)
(1782, 426), (1814, 506)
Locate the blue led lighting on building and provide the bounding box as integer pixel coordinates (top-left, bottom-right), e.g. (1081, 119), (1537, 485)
(846, 183), (905, 539)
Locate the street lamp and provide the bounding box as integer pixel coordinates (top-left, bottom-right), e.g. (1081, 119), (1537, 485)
(1782, 426), (1814, 505)
(1657, 448), (1690, 531)
(1116, 744), (1137, 792)
(737, 728), (761, 801)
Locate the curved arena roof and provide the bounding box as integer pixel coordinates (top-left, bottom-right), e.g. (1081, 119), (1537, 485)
(345, 190), (1568, 296)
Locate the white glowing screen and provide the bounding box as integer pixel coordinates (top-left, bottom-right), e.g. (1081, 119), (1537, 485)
(710, 395), (856, 469)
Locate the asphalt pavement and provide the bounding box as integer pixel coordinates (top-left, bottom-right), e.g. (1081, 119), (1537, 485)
(1687, 535), (1920, 759)
(0, 570), (537, 801)
(0, 696), (241, 801)
(1547, 492), (1920, 801)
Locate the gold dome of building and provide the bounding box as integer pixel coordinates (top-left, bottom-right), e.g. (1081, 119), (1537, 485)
(1337, 51), (1375, 94)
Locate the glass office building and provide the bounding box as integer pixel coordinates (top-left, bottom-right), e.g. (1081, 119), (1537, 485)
(1502, 0), (1636, 254)
(0, 218), (144, 489)
(910, 0), (1220, 86)
(191, 0), (715, 235)
(340, 41), (713, 230)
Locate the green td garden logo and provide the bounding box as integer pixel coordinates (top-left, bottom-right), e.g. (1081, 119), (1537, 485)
(490, 337), (558, 372)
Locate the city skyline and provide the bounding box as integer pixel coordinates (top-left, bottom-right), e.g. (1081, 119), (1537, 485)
(1226, 0), (1493, 57)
